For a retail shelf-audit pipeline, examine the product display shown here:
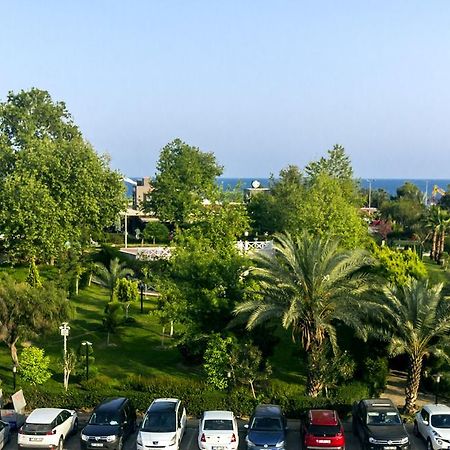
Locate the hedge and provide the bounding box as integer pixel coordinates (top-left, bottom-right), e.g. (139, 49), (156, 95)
(22, 376), (370, 418)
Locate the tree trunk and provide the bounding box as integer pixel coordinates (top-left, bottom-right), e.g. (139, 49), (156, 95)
(306, 344), (323, 397)
(9, 339), (19, 366)
(170, 321), (174, 337)
(249, 380), (256, 399)
(75, 276), (79, 296)
(439, 230), (446, 262)
(107, 331), (110, 346)
(431, 230), (438, 260)
(88, 273), (92, 287)
(404, 353), (423, 414)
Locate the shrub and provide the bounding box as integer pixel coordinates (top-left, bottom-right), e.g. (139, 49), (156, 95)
(19, 347), (51, 385)
(362, 357), (389, 396)
(143, 222), (170, 244)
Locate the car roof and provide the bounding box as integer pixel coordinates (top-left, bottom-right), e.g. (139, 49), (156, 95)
(362, 398), (397, 411)
(203, 411), (234, 420)
(253, 405), (283, 417)
(96, 397), (128, 411)
(148, 399), (179, 413)
(309, 410), (339, 426)
(27, 408), (68, 424)
(424, 404), (450, 414)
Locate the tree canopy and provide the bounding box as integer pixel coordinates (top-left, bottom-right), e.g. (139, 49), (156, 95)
(0, 88), (126, 263)
(145, 139), (223, 226)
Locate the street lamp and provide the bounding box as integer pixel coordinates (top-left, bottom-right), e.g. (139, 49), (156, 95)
(367, 179), (372, 209)
(81, 341), (92, 380)
(12, 365), (17, 392)
(434, 373), (442, 405)
(139, 282), (145, 314)
(59, 322), (71, 388)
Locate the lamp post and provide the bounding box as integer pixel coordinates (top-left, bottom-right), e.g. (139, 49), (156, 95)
(81, 341), (92, 381)
(434, 373), (442, 405)
(367, 179), (372, 209)
(12, 365), (17, 392)
(59, 322), (70, 388)
(139, 282), (145, 314)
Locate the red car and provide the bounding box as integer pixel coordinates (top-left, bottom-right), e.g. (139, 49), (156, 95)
(301, 409), (345, 450)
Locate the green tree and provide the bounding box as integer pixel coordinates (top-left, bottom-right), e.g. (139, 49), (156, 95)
(0, 88), (126, 263)
(305, 144), (353, 181)
(370, 279), (450, 413)
(145, 139), (223, 226)
(95, 257), (134, 302)
(116, 278), (138, 318)
(103, 302), (123, 345)
(26, 258), (42, 288)
(143, 221), (170, 244)
(0, 275), (72, 364)
(19, 347), (52, 385)
(203, 334), (236, 390)
(235, 232), (374, 397)
(371, 245), (427, 285)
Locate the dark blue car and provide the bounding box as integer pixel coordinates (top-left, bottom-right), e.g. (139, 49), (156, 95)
(245, 405), (287, 450)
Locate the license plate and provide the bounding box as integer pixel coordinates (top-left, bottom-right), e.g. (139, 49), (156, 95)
(317, 440), (331, 444)
(91, 444), (103, 447)
(384, 447), (396, 450)
(212, 447), (225, 450)
(29, 438), (43, 442)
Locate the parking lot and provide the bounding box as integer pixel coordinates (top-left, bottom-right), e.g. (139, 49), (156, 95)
(6, 418), (427, 450)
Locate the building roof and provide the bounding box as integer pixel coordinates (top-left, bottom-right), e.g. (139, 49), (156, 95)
(309, 410), (339, 426)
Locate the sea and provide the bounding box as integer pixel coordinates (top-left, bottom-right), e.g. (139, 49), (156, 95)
(218, 178), (450, 197)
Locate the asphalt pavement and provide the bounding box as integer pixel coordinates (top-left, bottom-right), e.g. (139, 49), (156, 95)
(5, 419), (427, 450)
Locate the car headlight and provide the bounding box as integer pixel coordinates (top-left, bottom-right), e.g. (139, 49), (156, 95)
(106, 435), (118, 443)
(399, 437), (409, 444)
(369, 437), (379, 444)
(276, 440), (285, 448)
(81, 434), (89, 442)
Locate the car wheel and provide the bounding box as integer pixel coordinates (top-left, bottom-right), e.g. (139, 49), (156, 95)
(427, 439), (434, 450)
(57, 436), (64, 450)
(413, 421), (420, 437)
(72, 419), (79, 435)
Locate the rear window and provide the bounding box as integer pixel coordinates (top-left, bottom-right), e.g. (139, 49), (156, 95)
(307, 424), (340, 437)
(431, 414), (450, 428)
(142, 412), (176, 433)
(204, 419), (233, 430)
(23, 423), (53, 433)
(251, 417), (282, 431)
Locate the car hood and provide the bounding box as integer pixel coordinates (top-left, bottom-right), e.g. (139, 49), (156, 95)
(140, 431), (176, 445)
(433, 428), (450, 439)
(82, 424), (121, 437)
(367, 425), (408, 440)
(247, 430), (284, 446)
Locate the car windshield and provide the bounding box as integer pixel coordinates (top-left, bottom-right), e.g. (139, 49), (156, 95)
(307, 425), (340, 437)
(89, 412), (120, 426)
(251, 417), (283, 431)
(23, 423), (52, 433)
(367, 411), (401, 425)
(141, 412), (176, 433)
(431, 414), (450, 428)
(204, 419), (233, 431)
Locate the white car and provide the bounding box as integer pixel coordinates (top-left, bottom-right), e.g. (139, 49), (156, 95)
(137, 398), (186, 450)
(414, 404), (450, 449)
(198, 411), (239, 450)
(0, 420), (10, 449)
(18, 408), (78, 450)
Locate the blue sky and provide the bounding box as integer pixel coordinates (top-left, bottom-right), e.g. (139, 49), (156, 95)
(1, 1), (450, 178)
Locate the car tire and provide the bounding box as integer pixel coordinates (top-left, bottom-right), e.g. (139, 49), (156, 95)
(413, 421), (420, 437)
(427, 439), (434, 450)
(57, 436), (64, 450)
(72, 419), (79, 435)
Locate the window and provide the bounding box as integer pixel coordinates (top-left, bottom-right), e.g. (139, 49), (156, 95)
(60, 411), (71, 422)
(421, 410), (430, 423)
(203, 420), (233, 431)
(142, 412), (176, 433)
(366, 411), (401, 425)
(251, 417), (283, 431)
(431, 414), (450, 428)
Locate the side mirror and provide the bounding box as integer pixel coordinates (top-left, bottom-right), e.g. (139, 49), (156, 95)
(244, 424), (249, 429)
(423, 420), (429, 426)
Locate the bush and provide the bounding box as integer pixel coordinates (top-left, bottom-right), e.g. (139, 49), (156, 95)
(19, 347), (51, 385)
(334, 381), (370, 405)
(362, 357), (389, 396)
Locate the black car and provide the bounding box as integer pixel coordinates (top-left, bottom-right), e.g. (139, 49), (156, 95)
(352, 398), (410, 450)
(81, 398), (136, 450)
(244, 404), (287, 450)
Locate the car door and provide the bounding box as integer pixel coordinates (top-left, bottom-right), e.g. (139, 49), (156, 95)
(357, 403), (367, 443)
(59, 411), (73, 438)
(418, 409), (430, 437)
(0, 421), (6, 449)
(178, 402), (186, 441)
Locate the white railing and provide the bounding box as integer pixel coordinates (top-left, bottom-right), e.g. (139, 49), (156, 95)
(135, 247), (172, 261)
(236, 240), (273, 253)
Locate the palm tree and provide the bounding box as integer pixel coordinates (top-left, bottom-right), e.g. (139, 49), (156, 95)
(234, 232), (374, 397)
(426, 207), (450, 262)
(94, 258), (134, 302)
(374, 279), (450, 414)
